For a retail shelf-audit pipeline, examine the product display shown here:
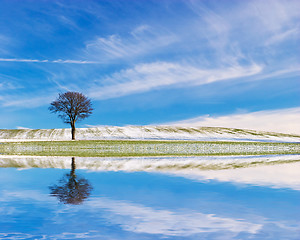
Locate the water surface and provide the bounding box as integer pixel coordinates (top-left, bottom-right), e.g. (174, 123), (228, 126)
(0, 155), (299, 239)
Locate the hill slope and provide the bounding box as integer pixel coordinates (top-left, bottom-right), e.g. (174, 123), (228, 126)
(0, 126), (299, 142)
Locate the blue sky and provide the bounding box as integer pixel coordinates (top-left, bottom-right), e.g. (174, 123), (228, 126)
(0, 0), (299, 133)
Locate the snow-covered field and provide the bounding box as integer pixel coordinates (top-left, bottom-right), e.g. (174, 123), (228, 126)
(0, 126), (299, 142)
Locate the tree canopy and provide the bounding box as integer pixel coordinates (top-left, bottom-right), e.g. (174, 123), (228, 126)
(49, 92), (93, 140)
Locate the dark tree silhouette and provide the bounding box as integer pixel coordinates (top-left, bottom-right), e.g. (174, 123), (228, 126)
(49, 157), (93, 205)
(49, 92), (93, 140)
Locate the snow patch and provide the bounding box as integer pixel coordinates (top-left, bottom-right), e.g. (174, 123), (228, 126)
(0, 126), (300, 142)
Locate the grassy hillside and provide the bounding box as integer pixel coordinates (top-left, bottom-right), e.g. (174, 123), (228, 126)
(0, 126), (300, 142)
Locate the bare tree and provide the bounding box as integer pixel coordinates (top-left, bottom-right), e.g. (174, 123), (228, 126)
(49, 92), (93, 140)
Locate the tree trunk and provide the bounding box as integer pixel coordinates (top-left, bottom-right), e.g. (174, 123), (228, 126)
(71, 122), (76, 140)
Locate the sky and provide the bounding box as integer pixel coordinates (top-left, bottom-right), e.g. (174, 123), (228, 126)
(0, 0), (299, 134)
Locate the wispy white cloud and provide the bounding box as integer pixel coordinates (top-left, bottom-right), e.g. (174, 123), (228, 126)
(265, 27), (299, 46)
(85, 25), (178, 60)
(0, 34), (13, 55)
(246, 0), (300, 33)
(47, 76), (72, 92)
(0, 82), (16, 91)
(188, 0), (299, 63)
(0, 74), (24, 91)
(16, 126), (31, 130)
(188, 1), (230, 51)
(51, 59), (100, 64)
(0, 58), (100, 64)
(0, 95), (55, 108)
(169, 107), (300, 134)
(88, 61), (262, 100)
(250, 66), (300, 83)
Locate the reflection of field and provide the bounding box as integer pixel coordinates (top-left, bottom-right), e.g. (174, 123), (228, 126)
(0, 154), (299, 170)
(1, 155), (300, 190)
(0, 140), (299, 157)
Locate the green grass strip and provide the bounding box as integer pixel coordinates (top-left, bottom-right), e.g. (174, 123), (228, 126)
(0, 140), (299, 157)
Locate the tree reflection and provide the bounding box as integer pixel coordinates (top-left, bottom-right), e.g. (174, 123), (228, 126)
(49, 157), (93, 205)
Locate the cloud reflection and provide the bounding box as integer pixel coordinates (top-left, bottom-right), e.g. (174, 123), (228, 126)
(84, 197), (262, 236)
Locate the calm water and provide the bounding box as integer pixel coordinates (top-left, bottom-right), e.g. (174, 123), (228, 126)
(0, 156), (299, 240)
